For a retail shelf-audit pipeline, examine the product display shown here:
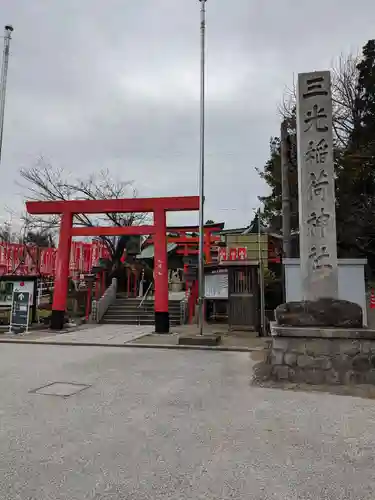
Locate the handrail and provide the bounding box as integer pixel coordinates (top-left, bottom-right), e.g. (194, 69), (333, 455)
(138, 280), (154, 308)
(180, 292), (189, 325)
(93, 277), (117, 322)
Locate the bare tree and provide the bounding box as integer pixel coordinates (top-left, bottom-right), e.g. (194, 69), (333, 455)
(279, 75), (297, 127)
(19, 157), (150, 268)
(0, 221), (14, 243)
(279, 52), (361, 148)
(331, 52), (361, 147)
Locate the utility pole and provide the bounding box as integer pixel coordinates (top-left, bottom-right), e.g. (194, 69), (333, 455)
(197, 0), (206, 335)
(0, 25), (14, 165)
(280, 119), (291, 258)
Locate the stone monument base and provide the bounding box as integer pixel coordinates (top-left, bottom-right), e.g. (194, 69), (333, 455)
(269, 324), (375, 385)
(275, 298), (363, 328)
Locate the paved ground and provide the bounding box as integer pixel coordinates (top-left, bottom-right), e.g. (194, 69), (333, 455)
(0, 324), (268, 350)
(1, 344), (375, 498)
(0, 324), (154, 345)
(132, 331), (268, 350)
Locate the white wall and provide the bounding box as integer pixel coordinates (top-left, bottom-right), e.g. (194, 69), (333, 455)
(284, 259), (368, 326)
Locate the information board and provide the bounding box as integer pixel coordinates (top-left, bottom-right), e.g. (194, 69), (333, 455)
(205, 272), (228, 299)
(10, 291), (30, 334)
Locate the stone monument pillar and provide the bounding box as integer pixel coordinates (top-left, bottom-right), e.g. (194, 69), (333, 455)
(262, 70), (370, 387)
(297, 71), (338, 300)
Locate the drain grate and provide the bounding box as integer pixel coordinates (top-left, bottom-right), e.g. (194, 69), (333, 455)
(29, 382), (91, 398)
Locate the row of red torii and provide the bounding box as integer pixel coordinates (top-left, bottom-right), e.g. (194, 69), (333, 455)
(26, 195), (201, 333)
(0, 240), (109, 277)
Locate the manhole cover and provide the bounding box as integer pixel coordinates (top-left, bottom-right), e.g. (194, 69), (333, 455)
(29, 382), (91, 398)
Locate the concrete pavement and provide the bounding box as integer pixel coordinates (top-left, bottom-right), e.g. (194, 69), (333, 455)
(0, 324), (154, 345)
(0, 344), (375, 498)
(0, 324), (268, 351)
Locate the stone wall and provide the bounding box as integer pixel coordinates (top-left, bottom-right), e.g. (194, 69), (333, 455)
(270, 327), (375, 385)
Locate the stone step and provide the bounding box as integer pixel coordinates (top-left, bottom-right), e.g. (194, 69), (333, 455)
(101, 318), (180, 325)
(105, 316), (180, 322)
(112, 301), (181, 308)
(108, 304), (180, 311)
(103, 296), (182, 327)
(115, 296), (182, 301)
(115, 294), (183, 301)
(106, 306), (180, 313)
(104, 313), (180, 320)
(101, 319), (154, 325)
(108, 306), (181, 312)
(113, 301), (182, 305)
(106, 307), (180, 313)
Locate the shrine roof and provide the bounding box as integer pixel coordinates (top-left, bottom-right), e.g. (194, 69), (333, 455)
(136, 243), (177, 260)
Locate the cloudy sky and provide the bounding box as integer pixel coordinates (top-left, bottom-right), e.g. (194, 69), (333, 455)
(1, 0), (375, 229)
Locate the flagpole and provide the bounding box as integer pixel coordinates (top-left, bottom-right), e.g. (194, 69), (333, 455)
(197, 0), (206, 335)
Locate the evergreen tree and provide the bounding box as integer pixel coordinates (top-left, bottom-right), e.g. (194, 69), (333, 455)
(335, 39), (375, 264)
(258, 41), (375, 268)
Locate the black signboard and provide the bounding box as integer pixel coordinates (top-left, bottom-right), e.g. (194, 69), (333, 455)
(182, 255), (198, 266)
(10, 291), (30, 333)
(91, 266), (104, 274)
(84, 273), (96, 284)
(126, 236), (141, 255)
(78, 273), (96, 291)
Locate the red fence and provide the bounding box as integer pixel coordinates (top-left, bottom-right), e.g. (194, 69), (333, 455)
(0, 240), (110, 277)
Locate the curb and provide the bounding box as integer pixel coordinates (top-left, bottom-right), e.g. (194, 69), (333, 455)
(0, 338), (264, 352)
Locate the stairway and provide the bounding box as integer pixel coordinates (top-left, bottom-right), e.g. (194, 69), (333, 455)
(101, 296), (182, 326)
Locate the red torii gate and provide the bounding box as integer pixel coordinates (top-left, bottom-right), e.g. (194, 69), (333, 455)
(26, 196), (199, 333)
(147, 224), (222, 263)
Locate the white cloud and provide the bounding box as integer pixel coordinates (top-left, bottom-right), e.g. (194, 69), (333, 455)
(1, 0), (375, 229)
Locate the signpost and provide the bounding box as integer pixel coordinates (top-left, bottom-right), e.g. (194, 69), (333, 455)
(9, 290), (30, 334)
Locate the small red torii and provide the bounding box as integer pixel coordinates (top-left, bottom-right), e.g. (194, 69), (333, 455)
(146, 224), (223, 264)
(26, 195), (199, 333)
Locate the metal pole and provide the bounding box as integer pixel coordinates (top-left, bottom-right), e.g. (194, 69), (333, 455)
(198, 0), (206, 334)
(257, 208), (265, 335)
(0, 25), (14, 165)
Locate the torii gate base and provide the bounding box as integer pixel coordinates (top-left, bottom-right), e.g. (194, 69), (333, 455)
(26, 196), (199, 333)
